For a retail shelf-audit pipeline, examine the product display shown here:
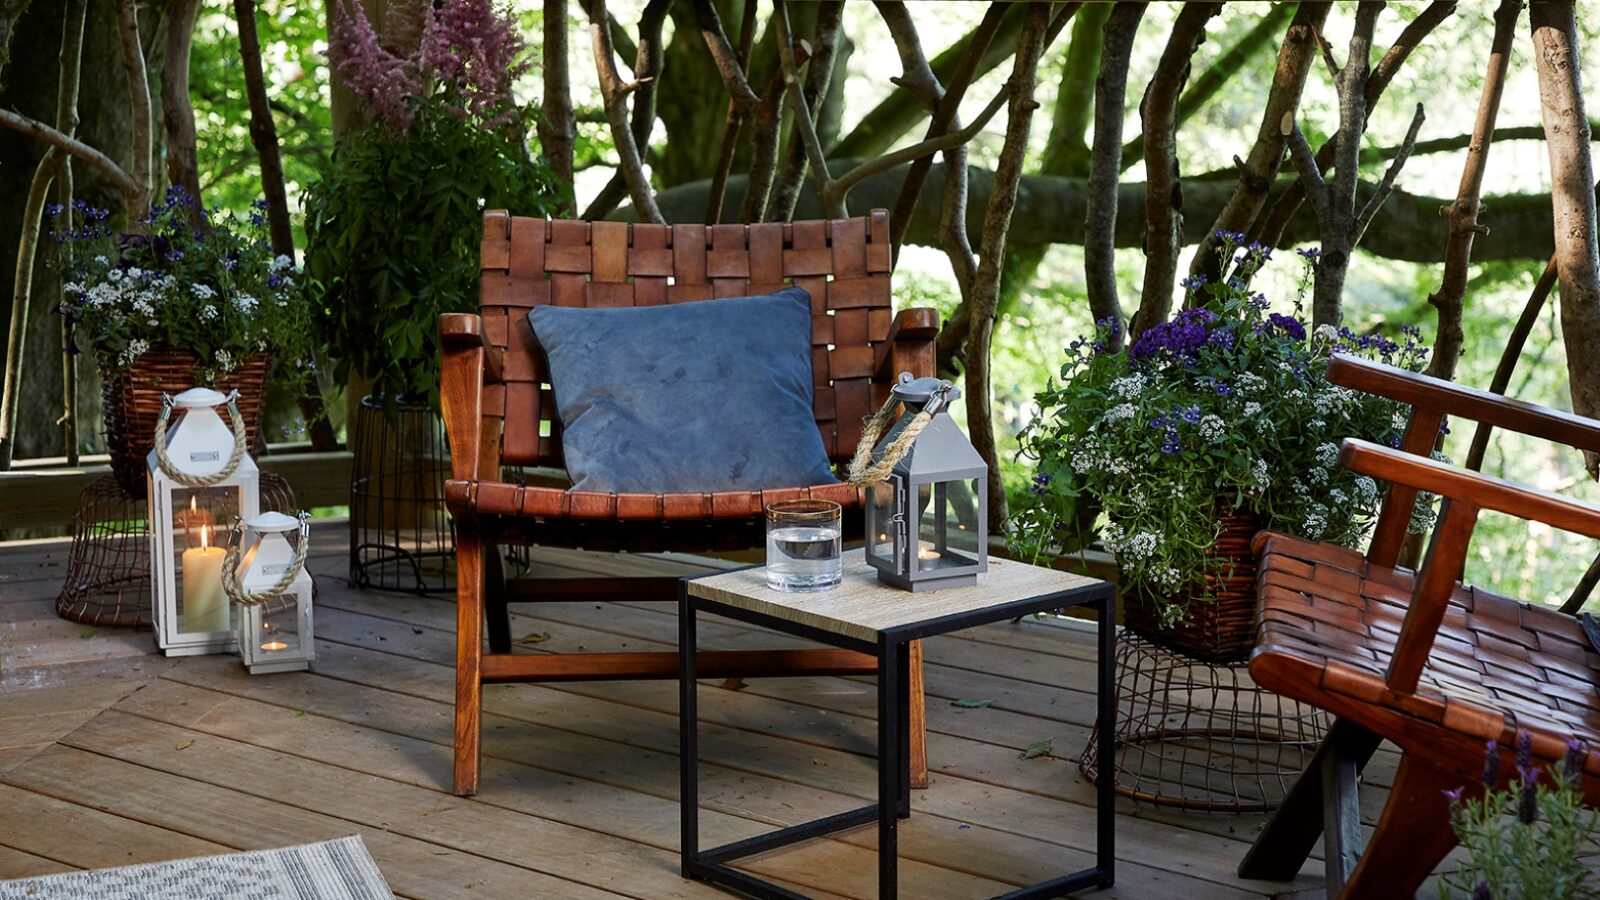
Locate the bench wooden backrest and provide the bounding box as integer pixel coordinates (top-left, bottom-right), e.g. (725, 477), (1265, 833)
(477, 210), (896, 470)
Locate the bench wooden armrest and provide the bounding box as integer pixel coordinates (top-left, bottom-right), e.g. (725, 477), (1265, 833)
(876, 307), (939, 380)
(1329, 354), (1600, 454)
(1341, 438), (1600, 539)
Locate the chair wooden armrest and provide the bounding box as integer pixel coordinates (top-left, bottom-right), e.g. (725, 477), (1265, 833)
(1329, 354), (1600, 453)
(1340, 438), (1600, 539)
(876, 307), (940, 379)
(440, 312), (503, 384)
(439, 312), (501, 485)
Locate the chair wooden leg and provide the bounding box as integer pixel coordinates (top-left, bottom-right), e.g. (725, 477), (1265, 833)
(1336, 753), (1460, 900)
(484, 539), (511, 654)
(453, 530), (485, 797)
(1238, 717), (1382, 881)
(908, 640), (928, 788)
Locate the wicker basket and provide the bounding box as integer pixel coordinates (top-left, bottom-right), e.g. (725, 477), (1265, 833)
(101, 349), (272, 496)
(1122, 511), (1262, 663)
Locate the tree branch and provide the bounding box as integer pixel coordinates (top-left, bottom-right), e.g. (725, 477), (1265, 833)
(1132, 2), (1222, 339)
(582, 0), (669, 221)
(1081, 2), (1144, 348)
(768, 0), (844, 220)
(116, 0), (152, 217)
(0, 108), (140, 203)
(1422, 0), (1521, 387)
(1354, 101), (1426, 243)
(587, 0), (663, 224)
(1253, 0), (1456, 248)
(822, 79), (1012, 218)
(1121, 1), (1295, 169)
(1188, 1), (1330, 283)
(694, 0), (760, 110)
(163, 0), (204, 225)
(703, 0), (758, 224)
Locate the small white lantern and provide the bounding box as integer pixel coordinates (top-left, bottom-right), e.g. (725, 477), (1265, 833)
(147, 388), (259, 655)
(226, 511), (314, 675)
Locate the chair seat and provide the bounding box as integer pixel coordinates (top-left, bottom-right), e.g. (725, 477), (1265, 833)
(1250, 532), (1600, 774)
(445, 478), (861, 521)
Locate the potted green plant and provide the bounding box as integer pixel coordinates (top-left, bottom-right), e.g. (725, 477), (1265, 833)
(53, 188), (316, 495)
(304, 0), (561, 591)
(1010, 235), (1429, 661)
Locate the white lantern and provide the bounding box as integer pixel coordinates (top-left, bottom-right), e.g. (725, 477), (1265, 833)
(147, 388), (259, 655)
(226, 511), (314, 675)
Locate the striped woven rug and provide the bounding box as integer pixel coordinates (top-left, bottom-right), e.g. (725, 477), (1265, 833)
(0, 835), (394, 900)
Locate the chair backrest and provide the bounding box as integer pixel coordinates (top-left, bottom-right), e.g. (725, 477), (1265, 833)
(477, 210), (896, 471)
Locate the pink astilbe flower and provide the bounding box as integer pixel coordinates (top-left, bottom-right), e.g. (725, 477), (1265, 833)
(419, 0), (530, 128)
(329, 0), (528, 132)
(329, 0), (423, 130)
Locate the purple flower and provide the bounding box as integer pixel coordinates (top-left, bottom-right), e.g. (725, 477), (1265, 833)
(1130, 308), (1218, 363)
(1564, 738), (1586, 781)
(1206, 328), (1236, 351)
(1472, 882), (1492, 900)
(1515, 729), (1533, 776)
(1029, 472), (1052, 496)
(1180, 273), (1209, 292)
(1296, 247), (1322, 262)
(1518, 765), (1540, 823)
(1265, 313), (1306, 341)
(1483, 739), (1501, 787)
(1442, 785), (1464, 804)
(1179, 405), (1201, 424)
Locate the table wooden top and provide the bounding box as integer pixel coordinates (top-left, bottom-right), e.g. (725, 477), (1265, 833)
(685, 550), (1107, 643)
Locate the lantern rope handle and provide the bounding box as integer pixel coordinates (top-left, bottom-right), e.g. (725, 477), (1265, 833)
(153, 390), (249, 487)
(846, 382), (952, 485)
(222, 512), (311, 606)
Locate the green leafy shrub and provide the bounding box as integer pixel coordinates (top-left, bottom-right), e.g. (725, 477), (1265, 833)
(1009, 236), (1428, 625)
(302, 98), (560, 402)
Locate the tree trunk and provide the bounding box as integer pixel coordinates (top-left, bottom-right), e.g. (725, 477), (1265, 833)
(539, 0), (575, 210)
(1423, 0), (1519, 384)
(1530, 0), (1600, 477)
(1131, 3), (1220, 338)
(966, 2), (1049, 532)
(161, 0), (202, 224)
(1082, 3), (1143, 342)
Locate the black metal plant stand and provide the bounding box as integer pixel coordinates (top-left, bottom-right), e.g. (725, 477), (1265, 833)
(348, 395), (456, 593)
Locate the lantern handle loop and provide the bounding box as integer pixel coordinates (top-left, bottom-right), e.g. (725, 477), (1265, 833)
(153, 390), (248, 486)
(222, 511), (311, 607)
(846, 373), (950, 486)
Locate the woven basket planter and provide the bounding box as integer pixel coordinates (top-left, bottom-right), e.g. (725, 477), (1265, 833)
(1121, 511), (1261, 663)
(101, 349), (272, 496)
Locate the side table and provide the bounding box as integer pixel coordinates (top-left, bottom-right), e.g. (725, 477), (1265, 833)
(679, 550), (1117, 899)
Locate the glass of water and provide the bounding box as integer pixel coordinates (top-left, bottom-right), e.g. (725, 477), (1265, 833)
(765, 499), (843, 592)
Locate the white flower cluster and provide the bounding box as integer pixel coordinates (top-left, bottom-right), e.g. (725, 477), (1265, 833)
(1104, 403), (1138, 423)
(1199, 414), (1226, 443)
(1243, 401), (1262, 417)
(192, 283), (216, 300)
(1237, 372), (1267, 395)
(236, 294), (259, 314)
(1354, 476), (1379, 503)
(118, 338), (149, 367)
(1315, 442), (1341, 468)
(270, 254), (294, 272)
(1251, 458), (1271, 490)
(1110, 374), (1148, 400)
(1302, 503), (1330, 540)
(215, 349), (234, 371)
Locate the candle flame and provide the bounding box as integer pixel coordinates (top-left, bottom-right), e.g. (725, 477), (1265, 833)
(200, 524), (210, 550)
(189, 496), (198, 513)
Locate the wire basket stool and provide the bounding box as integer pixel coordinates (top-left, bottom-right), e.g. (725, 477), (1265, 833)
(56, 472), (299, 628)
(1079, 631), (1331, 812)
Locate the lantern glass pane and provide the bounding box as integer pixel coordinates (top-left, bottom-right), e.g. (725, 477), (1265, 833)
(256, 597), (302, 657)
(915, 478), (980, 572)
(170, 486), (240, 635)
(868, 480), (897, 564)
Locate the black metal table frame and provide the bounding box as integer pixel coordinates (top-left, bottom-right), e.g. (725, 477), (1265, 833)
(678, 573), (1118, 899)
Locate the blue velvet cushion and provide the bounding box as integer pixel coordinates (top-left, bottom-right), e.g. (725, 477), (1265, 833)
(528, 287), (838, 494)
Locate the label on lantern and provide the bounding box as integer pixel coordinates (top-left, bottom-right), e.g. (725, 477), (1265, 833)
(189, 450), (221, 462)
(259, 563), (291, 576)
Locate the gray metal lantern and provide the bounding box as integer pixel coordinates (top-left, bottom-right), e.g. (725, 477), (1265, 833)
(857, 373), (988, 591)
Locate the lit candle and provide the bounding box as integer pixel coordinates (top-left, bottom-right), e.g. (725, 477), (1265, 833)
(261, 619), (288, 652)
(917, 542), (940, 561)
(182, 524), (229, 632)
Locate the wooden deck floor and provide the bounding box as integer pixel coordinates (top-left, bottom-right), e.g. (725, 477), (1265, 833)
(0, 527), (1424, 899)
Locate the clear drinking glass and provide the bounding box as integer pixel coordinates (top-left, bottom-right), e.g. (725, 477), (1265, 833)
(765, 499), (843, 592)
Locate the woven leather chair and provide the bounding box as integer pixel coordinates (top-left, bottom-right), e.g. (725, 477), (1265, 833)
(439, 209), (939, 796)
(1238, 355), (1600, 897)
